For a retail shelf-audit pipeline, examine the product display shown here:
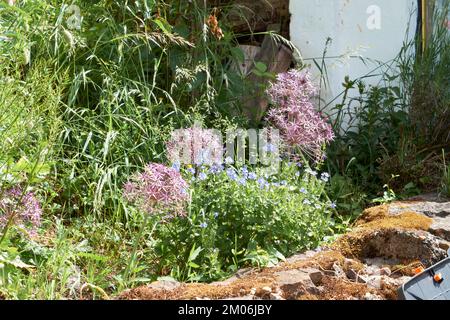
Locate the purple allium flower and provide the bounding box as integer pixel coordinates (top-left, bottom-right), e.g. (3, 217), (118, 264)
(166, 127), (223, 166)
(0, 187), (42, 237)
(266, 69), (334, 160)
(123, 163), (189, 217)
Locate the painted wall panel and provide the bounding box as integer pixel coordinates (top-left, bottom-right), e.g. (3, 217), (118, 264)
(290, 0), (418, 112)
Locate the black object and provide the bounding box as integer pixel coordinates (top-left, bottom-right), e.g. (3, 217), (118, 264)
(398, 249), (450, 300)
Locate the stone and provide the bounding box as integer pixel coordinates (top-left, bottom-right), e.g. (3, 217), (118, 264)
(344, 228), (447, 266)
(430, 217), (450, 241)
(147, 279), (180, 291)
(332, 262), (346, 278)
(364, 292), (383, 300)
(388, 198), (450, 241)
(269, 292), (285, 300)
(309, 270), (324, 286)
(274, 269), (321, 299)
(379, 267), (392, 277)
(255, 286), (272, 299)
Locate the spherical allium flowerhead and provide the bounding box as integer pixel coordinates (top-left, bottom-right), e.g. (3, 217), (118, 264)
(267, 69), (318, 106)
(123, 163), (190, 217)
(0, 187), (42, 237)
(166, 126), (223, 166)
(266, 69), (334, 161)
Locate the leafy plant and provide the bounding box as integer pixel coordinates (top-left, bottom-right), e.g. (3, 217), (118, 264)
(147, 161), (336, 282)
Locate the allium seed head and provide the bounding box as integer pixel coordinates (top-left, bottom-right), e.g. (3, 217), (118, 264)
(0, 187), (42, 237)
(266, 69), (334, 160)
(123, 163), (189, 217)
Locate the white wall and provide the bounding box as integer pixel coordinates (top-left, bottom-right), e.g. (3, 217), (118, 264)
(290, 0), (418, 112)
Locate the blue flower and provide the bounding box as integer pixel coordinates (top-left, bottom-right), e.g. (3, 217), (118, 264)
(295, 171), (301, 177)
(241, 166), (249, 178)
(213, 212), (219, 218)
(248, 172), (257, 180)
(257, 178), (268, 189)
(330, 202), (337, 209)
(272, 182), (280, 187)
(238, 178), (247, 185)
(225, 156), (234, 165)
(300, 187), (307, 194)
(200, 222), (208, 229)
(305, 168), (318, 176)
(187, 167), (196, 175)
(226, 168), (238, 181)
(210, 164), (224, 174)
(303, 199), (311, 205)
(171, 162), (181, 172)
(320, 172), (330, 182)
(198, 172), (207, 181)
(263, 143), (277, 153)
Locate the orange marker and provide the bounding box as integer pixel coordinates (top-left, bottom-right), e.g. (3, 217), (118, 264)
(413, 267), (425, 274)
(433, 273), (443, 283)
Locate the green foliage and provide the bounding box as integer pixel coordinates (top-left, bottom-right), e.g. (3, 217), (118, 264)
(440, 150), (450, 198)
(150, 162), (336, 282)
(325, 6), (449, 205)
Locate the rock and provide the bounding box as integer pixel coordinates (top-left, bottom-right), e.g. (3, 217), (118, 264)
(389, 200), (450, 218)
(345, 268), (358, 281)
(148, 279), (180, 291)
(254, 286), (272, 299)
(269, 290), (285, 300)
(364, 292), (383, 300)
(389, 198), (450, 241)
(380, 267), (392, 277)
(284, 250), (318, 264)
(309, 270), (324, 286)
(430, 217), (450, 241)
(438, 240), (450, 251)
(332, 262), (346, 278)
(366, 276), (383, 289)
(339, 228), (447, 266)
(274, 269), (321, 299)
